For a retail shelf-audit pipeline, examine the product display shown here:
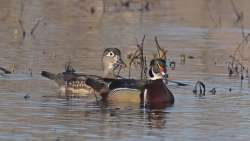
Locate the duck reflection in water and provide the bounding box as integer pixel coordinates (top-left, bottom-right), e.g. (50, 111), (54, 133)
(146, 110), (169, 129)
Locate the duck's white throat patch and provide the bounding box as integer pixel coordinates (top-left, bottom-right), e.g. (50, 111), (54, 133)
(150, 69), (163, 80)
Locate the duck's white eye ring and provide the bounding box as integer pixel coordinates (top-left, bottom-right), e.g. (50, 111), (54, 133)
(107, 51), (114, 57)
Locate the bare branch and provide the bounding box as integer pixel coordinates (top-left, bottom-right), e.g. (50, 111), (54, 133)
(154, 36), (161, 57)
(230, 0), (241, 18)
(20, 0), (24, 18)
(154, 36), (167, 60)
(128, 35), (146, 79)
(206, 0), (219, 28)
(18, 19), (26, 46)
(31, 18), (42, 39)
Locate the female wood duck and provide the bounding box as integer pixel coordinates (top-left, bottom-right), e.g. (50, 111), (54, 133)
(41, 48), (126, 97)
(86, 58), (174, 109)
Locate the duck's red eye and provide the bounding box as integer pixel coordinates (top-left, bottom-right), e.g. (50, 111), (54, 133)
(157, 63), (165, 74)
(159, 66), (164, 73)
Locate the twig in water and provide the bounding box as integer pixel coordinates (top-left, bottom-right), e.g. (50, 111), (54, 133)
(128, 49), (141, 78)
(128, 35), (146, 79)
(230, 0), (246, 39)
(227, 62), (234, 77)
(154, 36), (167, 60)
(120, 0), (130, 8)
(193, 81), (206, 97)
(18, 19), (26, 46)
(209, 88), (216, 95)
(232, 33), (250, 60)
(207, 1), (219, 28)
(31, 18), (42, 39)
(20, 0), (25, 18)
(139, 35), (146, 79)
(168, 80), (188, 86)
(230, 0), (243, 26)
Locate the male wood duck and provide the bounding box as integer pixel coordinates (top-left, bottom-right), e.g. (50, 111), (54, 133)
(141, 58), (174, 109)
(85, 58), (174, 109)
(41, 48), (126, 97)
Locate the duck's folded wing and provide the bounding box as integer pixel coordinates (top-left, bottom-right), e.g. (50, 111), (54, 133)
(85, 77), (147, 92)
(85, 78), (147, 103)
(107, 79), (146, 91)
(41, 71), (92, 86)
(85, 77), (109, 92)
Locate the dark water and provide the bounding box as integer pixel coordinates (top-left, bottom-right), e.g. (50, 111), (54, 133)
(0, 0), (250, 141)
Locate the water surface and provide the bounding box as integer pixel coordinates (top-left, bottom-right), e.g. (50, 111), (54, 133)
(0, 0), (250, 141)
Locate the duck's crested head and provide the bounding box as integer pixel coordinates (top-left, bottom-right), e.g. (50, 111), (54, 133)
(102, 48), (126, 78)
(149, 58), (167, 79)
(103, 48), (121, 57)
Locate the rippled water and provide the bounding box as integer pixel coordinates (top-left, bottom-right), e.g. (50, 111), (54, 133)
(0, 0), (250, 141)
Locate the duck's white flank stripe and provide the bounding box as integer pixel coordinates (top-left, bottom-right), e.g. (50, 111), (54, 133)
(110, 88), (138, 94)
(143, 89), (148, 107)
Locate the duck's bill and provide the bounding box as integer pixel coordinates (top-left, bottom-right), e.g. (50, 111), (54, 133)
(158, 64), (167, 76)
(161, 71), (166, 76)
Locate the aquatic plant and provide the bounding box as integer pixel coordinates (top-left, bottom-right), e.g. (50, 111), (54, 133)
(127, 35), (147, 79)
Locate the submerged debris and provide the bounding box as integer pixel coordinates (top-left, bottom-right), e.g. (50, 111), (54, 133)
(246, 68), (249, 78)
(18, 19), (26, 46)
(144, 2), (150, 11)
(90, 7), (95, 14)
(24, 94), (31, 100)
(169, 61), (176, 70)
(180, 54), (186, 64)
(120, 0), (130, 8)
(209, 88), (216, 95)
(11, 64), (16, 73)
(55, 137), (60, 141)
(30, 18), (42, 39)
(109, 111), (117, 117)
(103, 0), (152, 13)
(227, 62), (234, 77)
(226, 55), (249, 88)
(187, 55), (195, 59)
(193, 81), (206, 97)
